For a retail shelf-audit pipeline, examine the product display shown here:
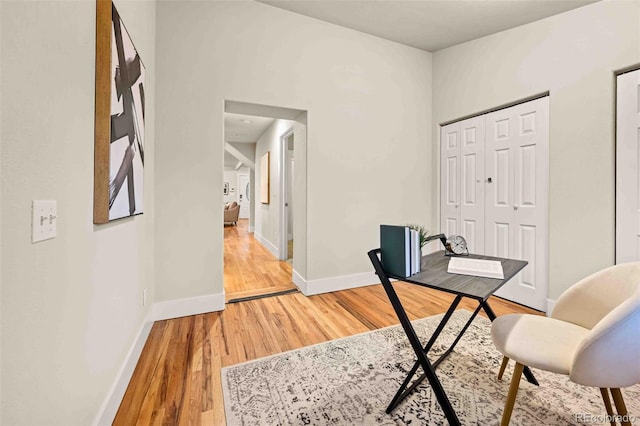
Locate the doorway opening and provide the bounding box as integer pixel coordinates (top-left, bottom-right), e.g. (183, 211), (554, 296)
(223, 100), (307, 302)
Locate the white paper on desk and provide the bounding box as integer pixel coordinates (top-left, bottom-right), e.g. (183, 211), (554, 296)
(447, 257), (504, 279)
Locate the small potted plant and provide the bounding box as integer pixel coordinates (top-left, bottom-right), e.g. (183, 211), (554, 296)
(406, 224), (430, 250)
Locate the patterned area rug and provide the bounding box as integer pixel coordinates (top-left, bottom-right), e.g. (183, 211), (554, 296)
(222, 310), (640, 425)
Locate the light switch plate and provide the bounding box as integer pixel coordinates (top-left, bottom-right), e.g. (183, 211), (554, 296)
(32, 200), (57, 243)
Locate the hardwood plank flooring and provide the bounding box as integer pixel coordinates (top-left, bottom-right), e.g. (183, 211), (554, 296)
(224, 219), (297, 301)
(114, 280), (541, 425)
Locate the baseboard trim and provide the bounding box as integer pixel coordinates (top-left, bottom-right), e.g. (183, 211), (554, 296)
(546, 298), (556, 316)
(248, 225), (255, 233)
(152, 292), (226, 321)
(93, 319), (153, 426)
(254, 231), (279, 258)
(292, 269), (306, 292)
(295, 271), (379, 296)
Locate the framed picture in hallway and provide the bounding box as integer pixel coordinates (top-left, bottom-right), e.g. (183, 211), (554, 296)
(93, 0), (146, 223)
(260, 152), (270, 204)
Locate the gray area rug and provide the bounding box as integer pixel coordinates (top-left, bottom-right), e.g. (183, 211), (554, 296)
(222, 310), (640, 425)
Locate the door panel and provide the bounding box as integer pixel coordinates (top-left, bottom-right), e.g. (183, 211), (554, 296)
(446, 218), (457, 236)
(493, 222), (510, 258)
(463, 220), (477, 253)
(616, 69), (640, 263)
(441, 123), (460, 237)
(486, 109), (514, 259)
(462, 154), (477, 205)
(494, 149), (511, 206)
(519, 145), (537, 207)
(447, 157), (458, 204)
(518, 224), (536, 288)
(460, 116), (485, 254)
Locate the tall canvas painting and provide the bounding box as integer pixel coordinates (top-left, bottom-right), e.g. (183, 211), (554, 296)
(94, 0), (145, 223)
(260, 152), (270, 204)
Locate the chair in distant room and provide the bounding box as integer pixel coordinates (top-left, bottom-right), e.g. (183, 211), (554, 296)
(224, 201), (240, 226)
(491, 262), (640, 426)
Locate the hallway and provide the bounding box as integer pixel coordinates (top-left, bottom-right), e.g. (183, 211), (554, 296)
(224, 219), (298, 302)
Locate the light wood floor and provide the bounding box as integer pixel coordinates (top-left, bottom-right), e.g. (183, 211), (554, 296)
(113, 226), (541, 425)
(224, 219), (297, 302)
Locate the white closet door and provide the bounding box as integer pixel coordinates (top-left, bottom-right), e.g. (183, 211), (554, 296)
(616, 69), (640, 263)
(486, 97), (549, 311)
(459, 116), (485, 254)
(441, 123), (461, 237)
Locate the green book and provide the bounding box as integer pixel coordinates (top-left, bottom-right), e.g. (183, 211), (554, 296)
(380, 225), (411, 277)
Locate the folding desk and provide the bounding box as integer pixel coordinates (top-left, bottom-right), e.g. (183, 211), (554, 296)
(368, 249), (539, 425)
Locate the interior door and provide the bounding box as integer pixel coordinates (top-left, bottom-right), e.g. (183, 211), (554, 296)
(238, 174), (250, 219)
(486, 97), (549, 311)
(441, 123), (461, 236)
(616, 69), (640, 263)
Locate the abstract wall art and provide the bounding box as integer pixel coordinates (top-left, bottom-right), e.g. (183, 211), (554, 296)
(94, 0), (145, 223)
(260, 152), (270, 204)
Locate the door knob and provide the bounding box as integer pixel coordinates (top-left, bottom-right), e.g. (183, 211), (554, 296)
(487, 177), (493, 183)
(513, 204), (519, 210)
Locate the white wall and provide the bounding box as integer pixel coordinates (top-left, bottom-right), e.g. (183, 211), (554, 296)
(0, 1), (155, 424)
(255, 119), (295, 250)
(433, 0), (640, 300)
(155, 1), (432, 301)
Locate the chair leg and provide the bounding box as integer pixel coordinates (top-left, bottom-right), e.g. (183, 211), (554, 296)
(498, 356), (509, 380)
(501, 362), (524, 426)
(599, 388), (615, 426)
(610, 388), (631, 426)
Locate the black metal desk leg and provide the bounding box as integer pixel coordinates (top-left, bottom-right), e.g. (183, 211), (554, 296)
(481, 300), (539, 386)
(368, 251), (461, 426)
(387, 295), (462, 412)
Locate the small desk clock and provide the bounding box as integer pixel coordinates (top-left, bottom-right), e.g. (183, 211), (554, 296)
(445, 235), (469, 256)
(425, 233), (469, 256)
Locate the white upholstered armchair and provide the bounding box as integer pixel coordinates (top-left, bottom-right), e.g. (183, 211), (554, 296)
(491, 262), (640, 426)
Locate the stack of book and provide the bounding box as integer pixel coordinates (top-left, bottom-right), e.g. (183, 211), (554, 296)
(380, 225), (421, 278)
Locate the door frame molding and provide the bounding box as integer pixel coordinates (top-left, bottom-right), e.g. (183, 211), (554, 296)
(278, 127), (294, 260)
(614, 67), (640, 263)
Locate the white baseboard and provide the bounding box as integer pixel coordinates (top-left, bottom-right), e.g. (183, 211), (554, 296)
(93, 319), (153, 426)
(152, 292), (226, 321)
(254, 231), (279, 258)
(294, 271), (379, 296)
(249, 225), (255, 232)
(292, 269), (306, 292)
(546, 298), (556, 316)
